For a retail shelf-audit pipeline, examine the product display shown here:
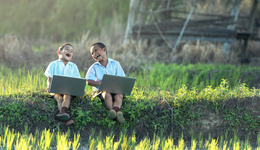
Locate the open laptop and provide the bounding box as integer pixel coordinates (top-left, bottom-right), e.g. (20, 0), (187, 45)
(50, 75), (86, 96)
(98, 74), (136, 95)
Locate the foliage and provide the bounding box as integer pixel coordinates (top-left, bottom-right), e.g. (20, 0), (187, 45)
(0, 63), (259, 148)
(0, 125), (259, 149)
(134, 63), (260, 92)
(0, 0), (256, 42)
(0, 0), (129, 41)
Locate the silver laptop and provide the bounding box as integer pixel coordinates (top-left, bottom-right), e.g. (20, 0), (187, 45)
(98, 74), (136, 95)
(50, 75), (86, 96)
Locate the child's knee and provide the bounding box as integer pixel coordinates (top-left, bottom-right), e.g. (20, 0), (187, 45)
(116, 94), (124, 99)
(55, 96), (63, 103)
(54, 94), (62, 100)
(103, 92), (112, 99)
(64, 95), (72, 99)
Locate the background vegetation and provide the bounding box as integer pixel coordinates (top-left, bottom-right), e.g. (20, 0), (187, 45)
(0, 0), (258, 41)
(0, 63), (260, 149)
(0, 0), (259, 73)
(0, 0), (129, 41)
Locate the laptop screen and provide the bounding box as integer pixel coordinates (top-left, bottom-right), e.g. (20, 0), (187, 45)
(99, 74), (136, 95)
(50, 75), (86, 96)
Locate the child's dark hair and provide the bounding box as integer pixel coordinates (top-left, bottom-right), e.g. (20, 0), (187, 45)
(91, 42), (106, 49)
(58, 43), (73, 51)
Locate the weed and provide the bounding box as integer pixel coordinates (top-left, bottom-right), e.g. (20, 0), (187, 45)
(0, 63), (259, 149)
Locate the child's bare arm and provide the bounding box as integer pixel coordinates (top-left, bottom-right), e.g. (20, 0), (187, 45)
(46, 77), (52, 92)
(86, 80), (101, 87)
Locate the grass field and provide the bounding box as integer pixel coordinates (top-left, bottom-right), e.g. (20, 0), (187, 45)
(0, 125), (260, 149)
(0, 63), (260, 149)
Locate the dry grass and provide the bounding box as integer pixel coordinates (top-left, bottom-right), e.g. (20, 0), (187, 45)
(0, 34), (31, 67)
(172, 41), (238, 64)
(0, 33), (259, 74)
(248, 41), (260, 57)
(0, 0), (258, 73)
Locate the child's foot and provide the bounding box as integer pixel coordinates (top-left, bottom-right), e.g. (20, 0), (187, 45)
(56, 113), (70, 121)
(64, 119), (74, 126)
(116, 111), (125, 124)
(108, 110), (116, 119)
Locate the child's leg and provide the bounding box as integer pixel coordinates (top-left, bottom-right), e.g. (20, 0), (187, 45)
(61, 94), (71, 113)
(114, 94), (125, 123)
(54, 94), (63, 113)
(101, 92), (113, 110)
(113, 94), (123, 110)
(61, 95), (74, 125)
(101, 92), (117, 120)
(54, 94), (71, 122)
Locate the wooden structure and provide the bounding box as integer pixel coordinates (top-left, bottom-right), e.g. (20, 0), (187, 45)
(124, 0), (260, 58)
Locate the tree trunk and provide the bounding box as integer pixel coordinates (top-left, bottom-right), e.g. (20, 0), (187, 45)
(124, 0), (139, 45)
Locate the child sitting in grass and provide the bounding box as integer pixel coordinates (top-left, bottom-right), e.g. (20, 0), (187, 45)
(85, 42), (126, 124)
(44, 43), (81, 126)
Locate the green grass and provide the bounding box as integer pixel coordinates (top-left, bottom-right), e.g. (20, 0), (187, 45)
(0, 125), (259, 149)
(0, 64), (92, 96)
(134, 63), (260, 92)
(0, 63), (260, 149)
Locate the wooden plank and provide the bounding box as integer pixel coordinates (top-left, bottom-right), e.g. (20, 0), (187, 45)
(139, 9), (233, 18)
(132, 24), (237, 34)
(132, 17), (235, 32)
(133, 22), (237, 33)
(132, 30), (237, 39)
(132, 34), (236, 43)
(132, 31), (236, 38)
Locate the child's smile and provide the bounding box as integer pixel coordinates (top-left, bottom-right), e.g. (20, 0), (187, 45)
(63, 50), (73, 59)
(94, 54), (101, 59)
(59, 45), (74, 64)
(90, 45), (106, 62)
(66, 53), (72, 58)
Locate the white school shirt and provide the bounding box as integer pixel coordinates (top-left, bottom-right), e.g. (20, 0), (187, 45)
(85, 58), (125, 90)
(44, 59), (81, 78)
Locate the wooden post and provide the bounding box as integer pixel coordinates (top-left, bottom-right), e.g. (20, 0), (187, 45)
(161, 0), (172, 21)
(137, 0), (148, 40)
(172, 6), (195, 53)
(241, 0), (258, 57)
(124, 0), (139, 45)
(222, 0), (242, 54)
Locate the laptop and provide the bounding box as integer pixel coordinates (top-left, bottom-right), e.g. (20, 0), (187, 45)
(50, 75), (86, 96)
(98, 74), (136, 95)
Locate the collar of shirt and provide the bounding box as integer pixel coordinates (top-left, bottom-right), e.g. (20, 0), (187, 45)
(96, 58), (112, 67)
(58, 58), (73, 66)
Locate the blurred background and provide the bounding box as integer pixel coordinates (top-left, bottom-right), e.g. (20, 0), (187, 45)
(0, 0), (259, 74)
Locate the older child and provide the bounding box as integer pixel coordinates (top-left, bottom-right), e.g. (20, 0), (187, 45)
(86, 42), (126, 123)
(45, 43), (81, 126)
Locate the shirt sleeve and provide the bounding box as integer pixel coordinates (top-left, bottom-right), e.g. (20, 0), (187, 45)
(116, 62), (125, 76)
(44, 62), (54, 78)
(86, 65), (96, 81)
(74, 65), (81, 78)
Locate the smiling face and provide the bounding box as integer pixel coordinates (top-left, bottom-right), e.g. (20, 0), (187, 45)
(90, 44), (107, 63)
(58, 44), (74, 64)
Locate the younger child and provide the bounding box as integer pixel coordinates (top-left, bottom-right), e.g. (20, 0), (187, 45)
(86, 42), (126, 123)
(44, 43), (81, 126)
